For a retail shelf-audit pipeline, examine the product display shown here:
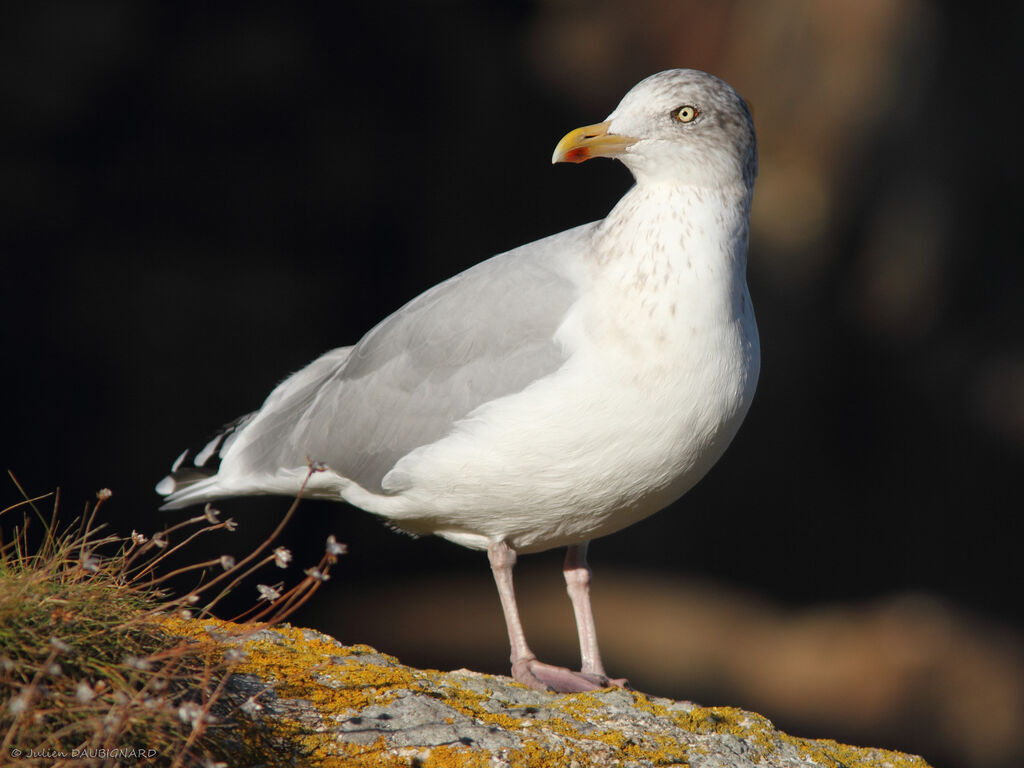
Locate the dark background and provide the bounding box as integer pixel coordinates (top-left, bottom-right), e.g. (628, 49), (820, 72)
(2, 3), (1022, 768)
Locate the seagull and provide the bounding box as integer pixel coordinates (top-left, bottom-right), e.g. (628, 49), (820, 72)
(157, 68), (759, 693)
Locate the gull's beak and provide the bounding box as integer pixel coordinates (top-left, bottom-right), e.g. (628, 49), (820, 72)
(551, 121), (639, 164)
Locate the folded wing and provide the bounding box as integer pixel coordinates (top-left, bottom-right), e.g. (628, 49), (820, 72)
(158, 224), (593, 506)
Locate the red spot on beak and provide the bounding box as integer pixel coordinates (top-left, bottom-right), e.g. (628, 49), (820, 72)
(565, 147), (590, 164)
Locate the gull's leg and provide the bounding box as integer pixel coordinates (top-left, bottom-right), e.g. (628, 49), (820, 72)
(564, 542), (607, 676)
(564, 542), (628, 687)
(487, 540), (535, 676)
(488, 540), (611, 693)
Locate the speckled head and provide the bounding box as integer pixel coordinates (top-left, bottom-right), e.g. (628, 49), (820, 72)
(611, 69), (756, 188)
(554, 69), (757, 190)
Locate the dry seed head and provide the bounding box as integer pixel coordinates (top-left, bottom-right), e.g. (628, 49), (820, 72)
(177, 701), (204, 727)
(124, 655), (152, 671)
(8, 690), (31, 715)
(304, 567), (330, 582)
(76, 681), (96, 703)
(273, 547), (292, 568)
(256, 584), (281, 602)
(326, 535), (347, 556)
(239, 697), (263, 717)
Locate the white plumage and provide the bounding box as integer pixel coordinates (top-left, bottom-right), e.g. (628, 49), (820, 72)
(158, 69), (759, 692)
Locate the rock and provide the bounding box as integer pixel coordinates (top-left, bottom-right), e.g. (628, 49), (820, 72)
(171, 618), (934, 767)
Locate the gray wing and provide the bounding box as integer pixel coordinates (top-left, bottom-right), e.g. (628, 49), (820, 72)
(229, 223), (594, 493)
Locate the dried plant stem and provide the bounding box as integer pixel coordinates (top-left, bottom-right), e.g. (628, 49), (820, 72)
(123, 513), (223, 574)
(195, 469), (313, 617)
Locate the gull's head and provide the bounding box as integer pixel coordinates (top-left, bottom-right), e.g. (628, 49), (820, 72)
(552, 69), (756, 189)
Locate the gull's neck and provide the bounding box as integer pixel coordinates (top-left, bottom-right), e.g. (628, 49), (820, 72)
(596, 180), (753, 276)
(580, 176), (758, 385)
(591, 180), (753, 328)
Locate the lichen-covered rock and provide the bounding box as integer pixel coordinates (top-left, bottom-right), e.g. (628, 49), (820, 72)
(169, 618), (934, 768)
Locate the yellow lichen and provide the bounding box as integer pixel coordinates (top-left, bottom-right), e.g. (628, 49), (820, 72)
(157, 617), (931, 768)
(670, 706), (931, 768)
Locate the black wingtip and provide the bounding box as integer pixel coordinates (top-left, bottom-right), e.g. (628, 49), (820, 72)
(156, 412), (255, 499)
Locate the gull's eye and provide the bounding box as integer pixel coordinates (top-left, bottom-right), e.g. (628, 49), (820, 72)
(673, 105), (698, 123)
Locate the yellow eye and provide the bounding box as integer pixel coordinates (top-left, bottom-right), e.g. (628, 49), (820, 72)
(674, 105), (698, 123)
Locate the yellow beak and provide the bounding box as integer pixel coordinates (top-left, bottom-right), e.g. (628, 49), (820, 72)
(551, 121), (639, 164)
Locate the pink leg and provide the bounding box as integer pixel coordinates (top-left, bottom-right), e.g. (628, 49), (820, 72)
(487, 540), (535, 673)
(564, 543), (628, 686)
(487, 540), (625, 693)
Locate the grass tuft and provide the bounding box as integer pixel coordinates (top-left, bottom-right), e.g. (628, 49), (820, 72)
(1, 466), (343, 767)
